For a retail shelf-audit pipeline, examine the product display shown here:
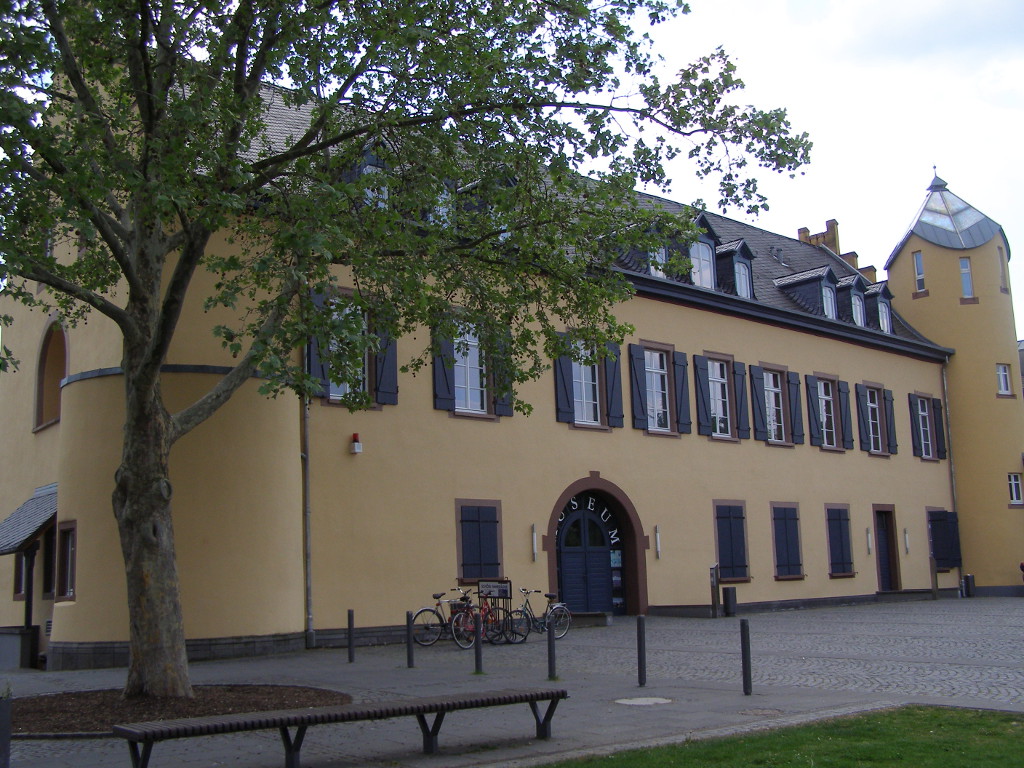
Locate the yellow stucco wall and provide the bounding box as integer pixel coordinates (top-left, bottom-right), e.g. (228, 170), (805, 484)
(887, 232), (1024, 588)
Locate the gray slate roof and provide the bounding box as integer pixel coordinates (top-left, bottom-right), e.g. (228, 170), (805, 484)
(0, 484), (57, 555)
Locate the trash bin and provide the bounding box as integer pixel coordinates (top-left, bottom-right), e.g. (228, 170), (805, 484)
(722, 586), (737, 617)
(962, 574), (976, 597)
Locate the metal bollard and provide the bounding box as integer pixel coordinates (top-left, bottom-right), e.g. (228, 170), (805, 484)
(347, 609), (355, 663)
(740, 618), (752, 695)
(474, 613), (483, 674)
(637, 615), (647, 687)
(406, 611), (415, 669)
(547, 623), (557, 680)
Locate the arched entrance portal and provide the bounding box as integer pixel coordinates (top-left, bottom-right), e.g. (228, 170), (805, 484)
(546, 474), (649, 615)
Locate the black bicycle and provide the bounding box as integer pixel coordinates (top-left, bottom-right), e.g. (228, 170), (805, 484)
(505, 588), (571, 643)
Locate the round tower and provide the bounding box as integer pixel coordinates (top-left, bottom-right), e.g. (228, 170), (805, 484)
(885, 176), (1024, 593)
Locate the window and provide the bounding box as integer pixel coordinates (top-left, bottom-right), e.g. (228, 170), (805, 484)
(960, 257), (974, 298)
(822, 285), (837, 319)
(13, 553), (26, 599)
(12, 525), (55, 600)
(433, 329), (513, 417)
(856, 384), (897, 455)
(750, 366), (804, 445)
(806, 375), (853, 450)
(554, 338), (623, 428)
(56, 521), (76, 602)
(913, 250), (925, 291)
(715, 504), (748, 580)
(772, 505), (802, 578)
(878, 302), (893, 334)
(1009, 474), (1023, 505)
(851, 294), (866, 327)
(35, 322), (67, 428)
(928, 510), (962, 569)
(999, 246), (1008, 293)
(735, 261), (753, 299)
(690, 241), (715, 289)
(826, 507), (854, 576)
(627, 343), (690, 434)
(695, 355), (749, 439)
(909, 394), (946, 460)
(456, 503), (501, 580)
(648, 246), (668, 278)
(361, 163), (388, 207)
(997, 363), (1013, 395)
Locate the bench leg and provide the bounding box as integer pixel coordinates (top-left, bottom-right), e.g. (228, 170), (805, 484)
(415, 711), (446, 754)
(279, 725), (307, 768)
(528, 698), (562, 740)
(127, 741), (153, 768)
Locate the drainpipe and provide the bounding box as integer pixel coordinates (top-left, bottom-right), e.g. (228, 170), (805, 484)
(301, 395), (316, 648)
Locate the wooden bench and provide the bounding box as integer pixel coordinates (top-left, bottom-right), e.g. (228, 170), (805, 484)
(112, 687), (569, 768)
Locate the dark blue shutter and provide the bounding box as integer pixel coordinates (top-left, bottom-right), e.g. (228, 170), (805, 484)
(694, 355), (712, 436)
(826, 508), (853, 574)
(928, 510), (961, 569)
(855, 383), (870, 451)
(733, 361), (750, 439)
(374, 331), (399, 405)
(715, 505), (747, 579)
(604, 342), (623, 428)
(805, 375), (822, 446)
(628, 344), (648, 430)
(838, 380), (854, 450)
(460, 506), (500, 578)
(432, 335), (455, 411)
(787, 372), (804, 444)
(884, 388), (898, 454)
(932, 398), (947, 459)
(554, 333), (574, 423)
(908, 394), (923, 457)
(749, 365), (768, 442)
(673, 351), (691, 434)
(772, 507), (802, 577)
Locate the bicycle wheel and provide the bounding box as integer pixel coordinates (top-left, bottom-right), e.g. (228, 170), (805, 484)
(504, 609), (530, 644)
(451, 610), (477, 649)
(411, 608), (444, 646)
(483, 606), (509, 644)
(547, 605), (571, 638)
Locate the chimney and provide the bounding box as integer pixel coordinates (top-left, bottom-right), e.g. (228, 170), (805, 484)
(859, 265), (878, 283)
(840, 250), (860, 269)
(798, 220), (841, 255)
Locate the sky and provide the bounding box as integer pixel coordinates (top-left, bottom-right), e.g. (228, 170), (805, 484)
(643, 0), (1024, 336)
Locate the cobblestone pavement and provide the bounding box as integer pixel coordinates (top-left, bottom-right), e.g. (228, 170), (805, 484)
(10, 597), (1024, 767)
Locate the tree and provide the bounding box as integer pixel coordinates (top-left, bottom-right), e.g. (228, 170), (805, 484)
(0, 0), (810, 698)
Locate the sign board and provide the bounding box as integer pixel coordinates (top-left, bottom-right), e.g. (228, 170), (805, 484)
(477, 580), (511, 598)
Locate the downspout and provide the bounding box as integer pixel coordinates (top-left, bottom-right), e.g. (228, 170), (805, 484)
(301, 395), (316, 648)
(940, 356), (962, 585)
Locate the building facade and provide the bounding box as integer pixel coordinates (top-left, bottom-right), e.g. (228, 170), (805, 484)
(0, 177), (1018, 671)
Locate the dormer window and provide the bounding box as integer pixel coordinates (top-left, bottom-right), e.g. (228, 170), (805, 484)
(822, 286), (837, 319)
(735, 261), (752, 299)
(878, 302), (893, 334)
(852, 294), (866, 326)
(690, 241), (715, 289)
(649, 246), (668, 278)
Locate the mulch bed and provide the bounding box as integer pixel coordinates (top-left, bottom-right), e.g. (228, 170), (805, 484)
(13, 685), (352, 735)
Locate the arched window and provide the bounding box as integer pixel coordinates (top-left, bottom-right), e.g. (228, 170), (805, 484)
(35, 322), (67, 428)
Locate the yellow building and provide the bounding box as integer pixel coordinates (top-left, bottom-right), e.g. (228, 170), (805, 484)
(2, 176), (1014, 672)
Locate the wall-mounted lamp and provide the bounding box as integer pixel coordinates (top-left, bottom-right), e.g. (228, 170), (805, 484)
(350, 433), (363, 454)
(866, 527), (873, 555)
(904, 528), (910, 554)
(655, 525), (662, 559)
(531, 524), (537, 562)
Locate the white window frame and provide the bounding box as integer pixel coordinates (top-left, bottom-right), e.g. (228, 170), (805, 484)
(818, 378), (838, 449)
(690, 242), (716, 289)
(454, 330), (488, 413)
(763, 369), (786, 443)
(644, 349), (671, 432)
(327, 306), (369, 401)
(648, 246), (667, 278)
(878, 302), (893, 334)
(913, 250), (925, 291)
(735, 261), (752, 299)
(822, 285), (837, 319)
(572, 356), (601, 425)
(851, 294), (866, 327)
(917, 397), (933, 459)
(866, 387), (883, 453)
(1009, 473), (1023, 505)
(960, 257), (974, 298)
(708, 359), (731, 437)
(997, 363), (1013, 395)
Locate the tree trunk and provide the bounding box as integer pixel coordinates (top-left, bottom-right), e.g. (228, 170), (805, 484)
(113, 367), (193, 698)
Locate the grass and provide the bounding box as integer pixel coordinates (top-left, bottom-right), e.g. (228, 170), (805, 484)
(549, 706), (1023, 767)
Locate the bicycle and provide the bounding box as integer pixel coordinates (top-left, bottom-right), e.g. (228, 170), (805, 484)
(506, 588), (571, 644)
(411, 588), (474, 647)
(449, 588), (511, 648)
